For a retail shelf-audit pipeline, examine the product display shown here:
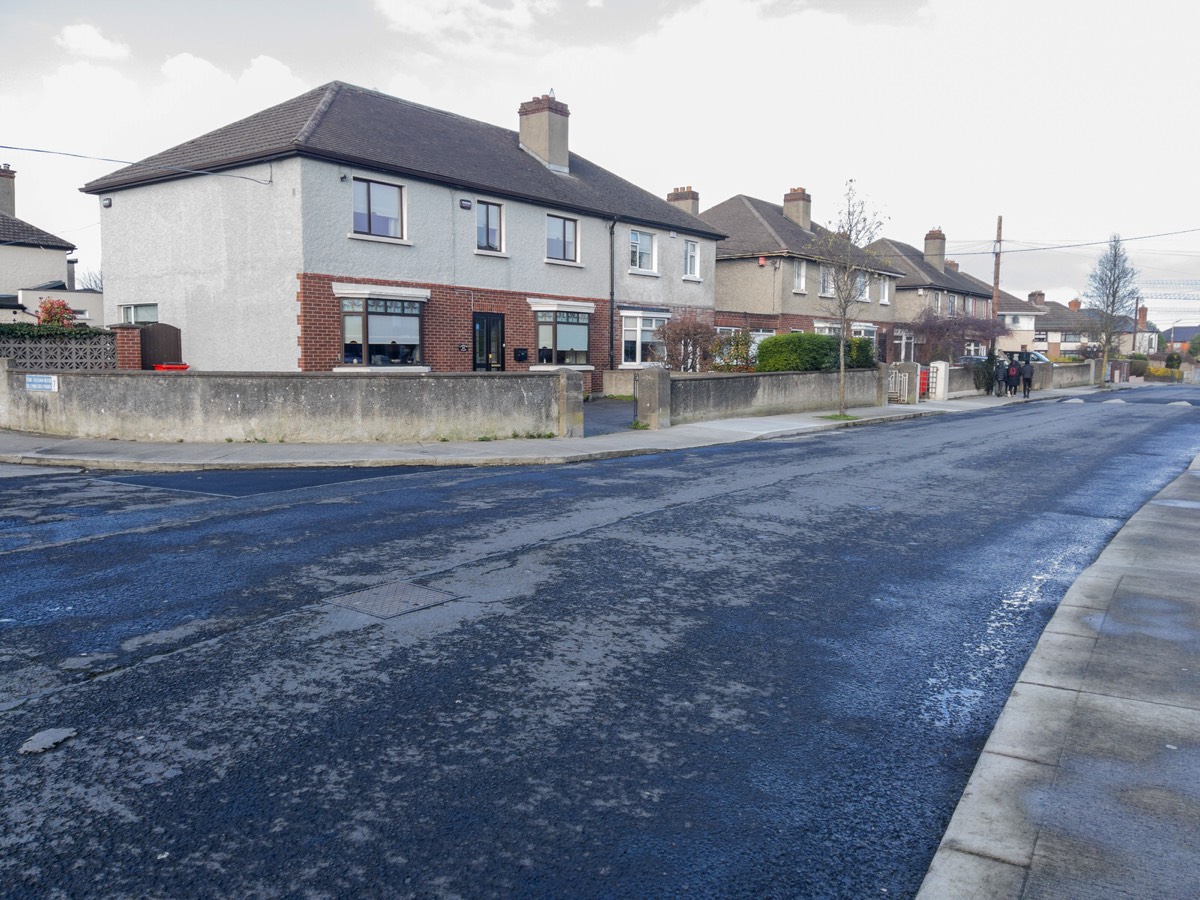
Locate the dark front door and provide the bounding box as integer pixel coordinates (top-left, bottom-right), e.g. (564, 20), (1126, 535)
(473, 313), (504, 371)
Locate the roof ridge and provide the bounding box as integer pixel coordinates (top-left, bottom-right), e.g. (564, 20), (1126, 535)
(742, 196), (788, 253)
(294, 82), (343, 145)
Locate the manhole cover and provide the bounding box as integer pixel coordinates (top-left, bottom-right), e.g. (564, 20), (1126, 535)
(324, 582), (459, 618)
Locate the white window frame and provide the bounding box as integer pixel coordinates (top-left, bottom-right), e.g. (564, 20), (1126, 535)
(630, 229), (657, 274)
(119, 303), (158, 324)
(476, 199), (504, 255)
(819, 265), (834, 297)
(793, 260), (807, 294)
(855, 271), (869, 303)
(682, 239), (700, 280)
(528, 298), (596, 371)
(933, 292), (942, 315)
(350, 177), (408, 243)
(545, 214), (579, 264)
(620, 309), (671, 367)
(878, 276), (890, 305)
(948, 294), (958, 317)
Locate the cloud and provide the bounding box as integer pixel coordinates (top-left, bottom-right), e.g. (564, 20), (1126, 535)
(54, 23), (131, 61)
(374, 0), (557, 44)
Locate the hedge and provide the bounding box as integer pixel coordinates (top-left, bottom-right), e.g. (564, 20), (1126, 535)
(755, 332), (875, 372)
(0, 323), (110, 340)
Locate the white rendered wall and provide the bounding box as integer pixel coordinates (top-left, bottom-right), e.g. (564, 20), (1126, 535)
(0, 245), (69, 295)
(99, 160), (305, 371)
(299, 158), (717, 312)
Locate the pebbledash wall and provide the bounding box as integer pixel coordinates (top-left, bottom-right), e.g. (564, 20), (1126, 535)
(0, 359), (583, 443)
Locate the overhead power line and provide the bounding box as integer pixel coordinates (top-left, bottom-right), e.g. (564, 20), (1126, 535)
(0, 144), (273, 185)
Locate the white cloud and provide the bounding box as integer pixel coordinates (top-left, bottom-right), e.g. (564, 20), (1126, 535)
(54, 23), (131, 61)
(374, 0), (558, 45)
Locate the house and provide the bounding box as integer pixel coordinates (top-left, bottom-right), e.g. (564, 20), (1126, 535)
(992, 290), (1046, 353)
(82, 83), (723, 388)
(1029, 296), (1156, 358)
(694, 187), (903, 359)
(1161, 324), (1199, 354)
(868, 229), (997, 361)
(0, 165), (79, 324)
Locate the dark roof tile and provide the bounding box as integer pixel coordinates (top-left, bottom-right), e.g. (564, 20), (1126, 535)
(0, 212), (74, 252)
(82, 82), (723, 239)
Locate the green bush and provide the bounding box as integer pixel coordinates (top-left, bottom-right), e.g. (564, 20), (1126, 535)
(1147, 367), (1183, 381)
(755, 332), (838, 372)
(0, 323), (109, 340)
(1165, 352), (1182, 369)
(1128, 358), (1149, 377)
(846, 337), (875, 368)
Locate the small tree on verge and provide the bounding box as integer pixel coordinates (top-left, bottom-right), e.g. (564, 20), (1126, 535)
(814, 180), (885, 415)
(1083, 234), (1139, 381)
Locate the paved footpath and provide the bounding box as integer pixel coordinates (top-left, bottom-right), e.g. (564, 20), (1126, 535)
(4, 383), (1199, 898)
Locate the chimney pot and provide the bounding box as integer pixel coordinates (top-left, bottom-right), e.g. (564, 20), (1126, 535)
(0, 164), (15, 218)
(1069, 298), (1082, 311)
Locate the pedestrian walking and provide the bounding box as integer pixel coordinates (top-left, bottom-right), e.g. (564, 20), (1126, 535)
(993, 359), (1007, 397)
(1021, 360), (1034, 398)
(1005, 359), (1020, 396)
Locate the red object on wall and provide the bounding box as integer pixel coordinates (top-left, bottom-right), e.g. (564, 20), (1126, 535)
(153, 363), (189, 371)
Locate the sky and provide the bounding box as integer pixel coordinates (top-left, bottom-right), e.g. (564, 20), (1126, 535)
(3, 0), (1199, 325)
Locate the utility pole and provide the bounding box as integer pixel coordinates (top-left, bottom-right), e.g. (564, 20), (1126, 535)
(990, 215), (1002, 356)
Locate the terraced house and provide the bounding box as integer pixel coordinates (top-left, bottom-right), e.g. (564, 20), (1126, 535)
(83, 83), (722, 389)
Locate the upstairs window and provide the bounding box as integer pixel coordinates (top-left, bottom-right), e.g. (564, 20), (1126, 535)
(878, 276), (890, 304)
(819, 265), (834, 296)
(683, 240), (698, 278)
(477, 201), (502, 252)
(353, 178), (402, 238)
(793, 260), (807, 293)
(855, 272), (869, 302)
(630, 230), (655, 271)
(546, 215), (577, 262)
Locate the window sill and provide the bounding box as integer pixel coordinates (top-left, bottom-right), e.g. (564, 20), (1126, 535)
(474, 249), (508, 259)
(682, 275), (702, 283)
(529, 364), (595, 372)
(544, 258), (583, 268)
(333, 366), (431, 374)
(791, 290), (807, 295)
(628, 268), (660, 278)
(347, 233), (412, 246)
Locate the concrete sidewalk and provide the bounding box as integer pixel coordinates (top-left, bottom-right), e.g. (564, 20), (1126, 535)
(0, 387), (1080, 473)
(918, 454), (1200, 898)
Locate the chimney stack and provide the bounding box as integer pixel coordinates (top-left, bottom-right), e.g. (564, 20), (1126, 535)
(924, 228), (946, 273)
(945, 259), (959, 272)
(1138, 305), (1148, 327)
(0, 164), (15, 218)
(667, 185), (700, 216)
(1068, 298), (1082, 311)
(66, 258), (77, 291)
(782, 187), (811, 229)
(1028, 290), (1045, 306)
(518, 94), (570, 173)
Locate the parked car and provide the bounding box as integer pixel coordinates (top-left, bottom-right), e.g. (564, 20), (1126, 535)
(1000, 350), (1053, 364)
(955, 355), (989, 366)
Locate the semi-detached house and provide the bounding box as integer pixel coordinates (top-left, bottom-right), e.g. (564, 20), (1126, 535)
(82, 82), (723, 390)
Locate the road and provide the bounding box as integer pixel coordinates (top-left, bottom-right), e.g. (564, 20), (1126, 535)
(3, 387), (1199, 898)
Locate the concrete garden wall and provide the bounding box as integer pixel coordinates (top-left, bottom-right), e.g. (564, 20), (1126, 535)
(0, 359), (583, 443)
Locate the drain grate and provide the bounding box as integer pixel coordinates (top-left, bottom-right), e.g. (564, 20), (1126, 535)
(324, 582), (459, 619)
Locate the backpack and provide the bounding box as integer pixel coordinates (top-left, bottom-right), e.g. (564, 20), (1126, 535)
(1007, 364), (1018, 378)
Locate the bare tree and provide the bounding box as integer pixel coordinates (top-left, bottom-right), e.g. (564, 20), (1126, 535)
(1083, 234), (1139, 380)
(655, 316), (717, 372)
(814, 179), (885, 415)
(907, 308), (1009, 364)
(77, 268), (104, 291)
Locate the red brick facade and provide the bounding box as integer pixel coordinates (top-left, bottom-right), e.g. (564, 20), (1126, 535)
(112, 324), (143, 370)
(297, 273), (627, 392)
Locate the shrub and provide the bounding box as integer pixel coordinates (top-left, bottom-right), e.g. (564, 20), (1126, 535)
(756, 332), (838, 372)
(1146, 366), (1183, 381)
(712, 328), (756, 372)
(656, 317), (717, 371)
(846, 337), (875, 369)
(1165, 352), (1182, 369)
(37, 298), (75, 326)
(1129, 358), (1149, 377)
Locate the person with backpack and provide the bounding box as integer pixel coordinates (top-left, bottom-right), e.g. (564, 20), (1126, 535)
(1021, 360), (1035, 398)
(1005, 359), (1020, 396)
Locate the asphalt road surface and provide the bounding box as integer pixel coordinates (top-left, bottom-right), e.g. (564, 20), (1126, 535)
(3, 387), (1199, 898)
